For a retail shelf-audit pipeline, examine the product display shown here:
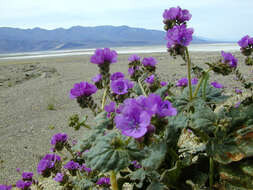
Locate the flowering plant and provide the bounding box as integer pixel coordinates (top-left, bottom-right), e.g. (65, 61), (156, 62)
(1, 6), (253, 190)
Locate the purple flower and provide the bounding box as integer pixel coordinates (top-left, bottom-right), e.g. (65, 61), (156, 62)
(142, 57), (157, 67)
(90, 48), (117, 65)
(178, 8), (192, 23)
(221, 51), (238, 68)
(110, 78), (133, 95)
(104, 101), (116, 118)
(191, 78), (198, 85)
(128, 67), (135, 76)
(22, 172), (33, 181)
(115, 99), (151, 138)
(234, 101), (241, 108)
(157, 100), (177, 117)
(131, 160), (142, 169)
(115, 94), (177, 138)
(64, 160), (80, 170)
(160, 81), (168, 86)
(238, 35), (250, 48)
(163, 7), (181, 21)
(110, 72), (125, 81)
(96, 177), (110, 186)
(80, 164), (92, 173)
(70, 82), (97, 99)
(166, 24), (194, 48)
(0, 185), (12, 190)
(37, 154), (61, 175)
(128, 54), (141, 62)
(51, 133), (68, 146)
(145, 75), (155, 84)
(235, 88), (242, 94)
(92, 74), (102, 83)
(211, 82), (224, 89)
(53, 173), (64, 182)
(16, 180), (32, 190)
(176, 78), (188, 87)
(163, 6), (191, 23)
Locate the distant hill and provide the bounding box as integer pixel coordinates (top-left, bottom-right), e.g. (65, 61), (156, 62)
(0, 25), (209, 53)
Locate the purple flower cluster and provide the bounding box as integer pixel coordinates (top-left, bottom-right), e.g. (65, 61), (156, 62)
(221, 51), (238, 68)
(53, 173), (64, 182)
(160, 81), (168, 87)
(96, 177), (110, 186)
(21, 172), (33, 181)
(210, 82), (224, 89)
(37, 154), (61, 176)
(64, 160), (80, 171)
(16, 180), (32, 190)
(176, 77), (198, 87)
(0, 185), (12, 190)
(163, 6), (192, 23)
(110, 72), (125, 81)
(166, 24), (194, 48)
(115, 94), (177, 138)
(70, 82), (97, 99)
(131, 160), (142, 169)
(238, 35), (253, 48)
(79, 164), (92, 173)
(51, 133), (68, 146)
(128, 54), (141, 62)
(104, 101), (116, 118)
(142, 57), (157, 67)
(110, 78), (134, 95)
(92, 74), (102, 83)
(51, 133), (68, 151)
(90, 48), (117, 65)
(145, 75), (155, 84)
(235, 88), (242, 94)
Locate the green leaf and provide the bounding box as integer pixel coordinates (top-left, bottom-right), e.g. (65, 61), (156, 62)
(165, 113), (189, 147)
(129, 168), (147, 188)
(85, 132), (143, 173)
(141, 142), (167, 170)
(73, 111), (109, 152)
(154, 83), (173, 98)
(146, 181), (166, 190)
(190, 103), (217, 140)
(73, 178), (95, 190)
(218, 160), (253, 189)
(160, 161), (183, 188)
(133, 82), (143, 96)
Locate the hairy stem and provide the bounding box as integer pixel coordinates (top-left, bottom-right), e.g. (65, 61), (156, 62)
(110, 170), (118, 190)
(193, 68), (212, 98)
(101, 87), (108, 110)
(185, 48), (193, 101)
(202, 73), (210, 100)
(209, 157), (214, 190)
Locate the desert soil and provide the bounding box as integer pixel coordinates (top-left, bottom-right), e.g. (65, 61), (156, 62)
(0, 51), (252, 184)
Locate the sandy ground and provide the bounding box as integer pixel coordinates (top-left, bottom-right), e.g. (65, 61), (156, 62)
(0, 51), (252, 184)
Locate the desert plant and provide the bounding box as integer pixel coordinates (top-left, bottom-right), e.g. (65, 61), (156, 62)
(1, 5), (253, 190)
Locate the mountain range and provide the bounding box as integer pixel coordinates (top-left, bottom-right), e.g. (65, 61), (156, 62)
(0, 25), (210, 53)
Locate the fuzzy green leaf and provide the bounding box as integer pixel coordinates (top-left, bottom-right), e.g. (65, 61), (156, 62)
(218, 160), (253, 189)
(142, 142), (167, 170)
(146, 181), (166, 190)
(74, 178), (95, 190)
(85, 132), (143, 173)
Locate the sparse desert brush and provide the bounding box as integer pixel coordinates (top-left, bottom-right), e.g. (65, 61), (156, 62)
(1, 6), (253, 190)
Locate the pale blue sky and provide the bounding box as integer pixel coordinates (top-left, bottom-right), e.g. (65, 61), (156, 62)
(1, 0), (253, 41)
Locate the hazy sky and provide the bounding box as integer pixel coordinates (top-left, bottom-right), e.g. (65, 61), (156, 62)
(1, 0), (253, 41)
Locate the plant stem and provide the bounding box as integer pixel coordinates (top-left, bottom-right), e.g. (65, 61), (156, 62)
(193, 68), (212, 98)
(185, 48), (193, 101)
(202, 73), (209, 100)
(110, 170), (118, 190)
(101, 87), (108, 110)
(209, 157), (214, 190)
